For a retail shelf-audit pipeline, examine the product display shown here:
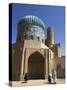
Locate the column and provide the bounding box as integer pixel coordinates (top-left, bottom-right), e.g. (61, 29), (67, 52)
(45, 49), (49, 79)
(20, 48), (26, 81)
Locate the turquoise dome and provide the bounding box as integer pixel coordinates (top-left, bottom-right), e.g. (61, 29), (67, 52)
(18, 15), (45, 29)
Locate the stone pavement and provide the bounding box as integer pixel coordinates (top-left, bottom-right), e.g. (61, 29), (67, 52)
(10, 79), (65, 87)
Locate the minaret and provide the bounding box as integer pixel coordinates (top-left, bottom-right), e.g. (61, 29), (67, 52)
(47, 27), (54, 47)
(46, 27), (61, 58)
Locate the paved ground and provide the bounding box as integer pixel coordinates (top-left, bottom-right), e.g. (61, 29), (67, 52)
(9, 79), (65, 87)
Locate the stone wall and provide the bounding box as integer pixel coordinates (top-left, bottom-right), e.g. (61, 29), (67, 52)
(56, 56), (65, 78)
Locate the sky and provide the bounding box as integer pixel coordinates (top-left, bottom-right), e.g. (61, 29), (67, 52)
(10, 3), (65, 56)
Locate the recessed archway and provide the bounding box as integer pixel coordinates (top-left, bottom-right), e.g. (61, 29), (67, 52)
(28, 52), (45, 80)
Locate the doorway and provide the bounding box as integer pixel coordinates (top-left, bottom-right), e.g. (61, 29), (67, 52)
(28, 52), (45, 79)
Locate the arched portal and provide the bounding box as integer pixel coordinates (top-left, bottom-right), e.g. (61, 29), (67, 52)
(28, 52), (45, 79)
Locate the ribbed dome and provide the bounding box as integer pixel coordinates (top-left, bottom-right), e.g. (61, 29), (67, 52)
(18, 15), (45, 29)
